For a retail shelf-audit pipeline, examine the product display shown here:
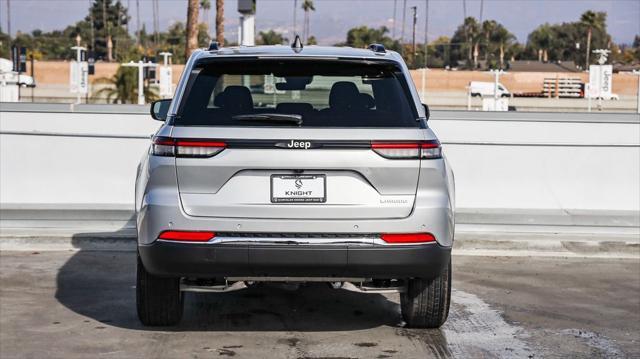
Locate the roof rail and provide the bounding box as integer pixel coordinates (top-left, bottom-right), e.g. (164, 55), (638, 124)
(368, 43), (386, 53)
(208, 41), (219, 51)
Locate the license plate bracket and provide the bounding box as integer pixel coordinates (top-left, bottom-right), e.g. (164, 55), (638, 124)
(270, 174), (326, 203)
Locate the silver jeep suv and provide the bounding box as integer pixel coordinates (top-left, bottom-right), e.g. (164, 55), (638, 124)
(136, 41), (455, 328)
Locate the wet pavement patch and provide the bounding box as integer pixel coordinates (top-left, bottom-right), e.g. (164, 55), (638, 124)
(217, 348), (236, 356)
(278, 338), (301, 347)
(1, 251), (639, 358)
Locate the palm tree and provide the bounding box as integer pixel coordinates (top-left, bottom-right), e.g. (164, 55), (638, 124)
(200, 0), (211, 38)
(215, 0), (224, 45)
(293, 0), (298, 36)
(186, 0), (200, 60)
(461, 17), (480, 68)
(492, 25), (515, 69)
(94, 66), (158, 104)
(580, 10), (606, 68)
(528, 23), (553, 62)
(481, 20), (497, 63)
(301, 0), (315, 44)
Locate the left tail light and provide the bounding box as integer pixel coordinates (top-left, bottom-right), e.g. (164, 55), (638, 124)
(152, 137), (226, 158)
(158, 230), (216, 242)
(371, 140), (441, 159)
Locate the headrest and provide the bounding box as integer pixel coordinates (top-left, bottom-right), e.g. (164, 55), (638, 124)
(215, 86), (254, 112)
(276, 102), (314, 114)
(213, 91), (226, 107)
(329, 81), (360, 110)
(359, 93), (375, 109)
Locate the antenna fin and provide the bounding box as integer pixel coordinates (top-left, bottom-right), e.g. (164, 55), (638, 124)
(292, 35), (304, 51)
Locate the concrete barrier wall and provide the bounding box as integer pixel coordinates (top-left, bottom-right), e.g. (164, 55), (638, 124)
(27, 61), (640, 95)
(1, 104), (639, 228)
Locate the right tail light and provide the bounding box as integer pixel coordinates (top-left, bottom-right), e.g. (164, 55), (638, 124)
(371, 140), (441, 159)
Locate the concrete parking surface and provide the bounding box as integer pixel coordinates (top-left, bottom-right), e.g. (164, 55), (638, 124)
(1, 248), (639, 358)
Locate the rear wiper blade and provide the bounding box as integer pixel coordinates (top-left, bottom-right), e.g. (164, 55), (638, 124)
(232, 113), (303, 126)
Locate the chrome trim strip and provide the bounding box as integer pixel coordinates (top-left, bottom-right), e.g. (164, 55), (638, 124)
(226, 276), (368, 282)
(156, 236), (438, 246)
(3, 131), (636, 148)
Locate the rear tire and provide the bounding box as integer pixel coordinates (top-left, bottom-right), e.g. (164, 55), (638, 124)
(136, 254), (183, 326)
(400, 259), (451, 328)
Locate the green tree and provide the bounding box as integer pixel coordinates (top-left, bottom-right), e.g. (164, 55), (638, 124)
(197, 23), (211, 46)
(449, 17), (481, 68)
(0, 30), (11, 58)
(481, 20), (497, 63)
(525, 11), (611, 68)
(85, 0), (131, 61)
(482, 21), (516, 69)
(152, 21), (209, 63)
(257, 30), (288, 45)
(527, 23), (554, 61)
(338, 26), (401, 52)
(426, 36), (451, 68)
(94, 66), (158, 104)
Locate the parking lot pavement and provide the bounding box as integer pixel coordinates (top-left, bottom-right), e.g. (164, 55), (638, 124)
(1, 249), (638, 359)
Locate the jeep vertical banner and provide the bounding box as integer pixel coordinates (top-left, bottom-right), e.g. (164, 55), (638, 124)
(69, 61), (88, 94)
(159, 66), (173, 98)
(588, 64), (613, 99)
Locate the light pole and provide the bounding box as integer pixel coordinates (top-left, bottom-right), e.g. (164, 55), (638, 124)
(122, 60), (157, 105)
(159, 52), (172, 67)
(592, 49), (611, 111)
(633, 70), (640, 114)
(489, 69), (505, 110)
(421, 0), (429, 103)
(410, 6), (417, 55)
(158, 52), (173, 98)
(238, 0), (256, 46)
(70, 43), (87, 104)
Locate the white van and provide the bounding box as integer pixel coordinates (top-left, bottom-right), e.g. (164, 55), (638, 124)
(469, 81), (510, 97)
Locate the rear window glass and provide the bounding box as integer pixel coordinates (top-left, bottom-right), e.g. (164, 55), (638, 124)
(175, 59), (420, 128)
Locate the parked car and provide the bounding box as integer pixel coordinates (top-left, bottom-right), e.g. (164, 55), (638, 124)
(469, 81), (510, 97)
(135, 40), (455, 328)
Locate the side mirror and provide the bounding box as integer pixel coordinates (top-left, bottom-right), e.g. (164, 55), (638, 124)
(422, 103), (430, 121)
(150, 99), (172, 121)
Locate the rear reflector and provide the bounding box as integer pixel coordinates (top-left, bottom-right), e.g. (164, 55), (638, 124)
(152, 137), (226, 158)
(158, 231), (216, 242)
(381, 233), (436, 243)
(371, 141), (441, 159)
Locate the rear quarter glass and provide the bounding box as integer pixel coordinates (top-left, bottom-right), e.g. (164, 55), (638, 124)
(172, 59), (422, 128)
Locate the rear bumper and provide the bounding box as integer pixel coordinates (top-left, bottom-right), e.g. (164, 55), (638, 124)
(138, 241), (451, 280)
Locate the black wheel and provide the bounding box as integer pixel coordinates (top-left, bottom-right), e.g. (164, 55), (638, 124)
(400, 259), (451, 328)
(136, 254), (183, 326)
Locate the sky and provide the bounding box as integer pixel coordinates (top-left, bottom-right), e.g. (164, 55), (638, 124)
(0, 0), (638, 45)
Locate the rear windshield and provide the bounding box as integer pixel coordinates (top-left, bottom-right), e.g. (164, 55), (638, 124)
(174, 59), (420, 128)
